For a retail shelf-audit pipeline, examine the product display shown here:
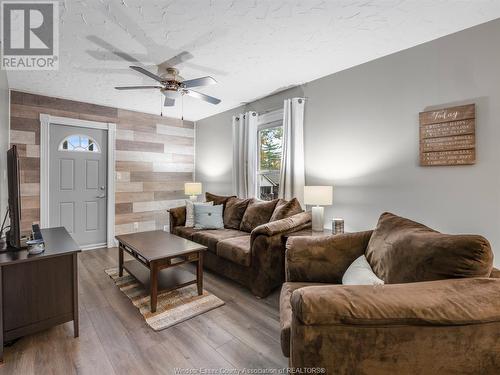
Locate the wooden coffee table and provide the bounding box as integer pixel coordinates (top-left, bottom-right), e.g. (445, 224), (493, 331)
(115, 231), (207, 313)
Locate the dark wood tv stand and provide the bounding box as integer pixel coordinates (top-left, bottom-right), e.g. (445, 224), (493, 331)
(0, 227), (80, 362)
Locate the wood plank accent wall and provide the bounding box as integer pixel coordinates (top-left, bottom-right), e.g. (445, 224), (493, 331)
(10, 90), (193, 236)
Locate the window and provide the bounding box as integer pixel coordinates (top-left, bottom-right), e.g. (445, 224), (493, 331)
(59, 134), (100, 153)
(257, 120), (283, 201)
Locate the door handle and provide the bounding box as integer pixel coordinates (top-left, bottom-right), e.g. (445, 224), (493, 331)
(97, 194), (106, 199)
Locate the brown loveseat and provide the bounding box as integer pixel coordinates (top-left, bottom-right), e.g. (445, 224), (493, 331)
(281, 212), (500, 374)
(169, 193), (312, 297)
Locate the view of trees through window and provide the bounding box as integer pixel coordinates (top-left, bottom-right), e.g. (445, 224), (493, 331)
(258, 126), (283, 200)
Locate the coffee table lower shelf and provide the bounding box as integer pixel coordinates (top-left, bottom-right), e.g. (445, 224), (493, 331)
(123, 259), (197, 295)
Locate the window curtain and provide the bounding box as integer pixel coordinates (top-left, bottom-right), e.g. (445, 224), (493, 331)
(232, 111), (258, 198)
(279, 98), (305, 206)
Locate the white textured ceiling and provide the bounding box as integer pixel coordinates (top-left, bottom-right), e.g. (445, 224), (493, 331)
(6, 0), (500, 121)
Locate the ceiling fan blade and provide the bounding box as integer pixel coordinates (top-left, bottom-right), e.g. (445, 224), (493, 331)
(130, 66), (163, 83)
(183, 89), (221, 105)
(115, 86), (162, 90)
(182, 76), (217, 88)
(164, 96), (176, 107)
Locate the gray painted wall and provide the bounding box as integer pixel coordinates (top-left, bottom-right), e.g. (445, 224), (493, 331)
(0, 71), (9, 224)
(196, 19), (500, 265)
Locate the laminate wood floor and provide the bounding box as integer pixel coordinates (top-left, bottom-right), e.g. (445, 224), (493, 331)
(0, 247), (287, 374)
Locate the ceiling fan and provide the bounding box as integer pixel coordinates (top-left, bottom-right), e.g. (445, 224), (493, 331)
(115, 65), (221, 107)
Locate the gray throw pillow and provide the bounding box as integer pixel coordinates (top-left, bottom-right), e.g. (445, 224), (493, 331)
(185, 200), (213, 227)
(194, 204), (224, 229)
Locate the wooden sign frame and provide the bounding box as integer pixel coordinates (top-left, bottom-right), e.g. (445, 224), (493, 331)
(419, 104), (476, 166)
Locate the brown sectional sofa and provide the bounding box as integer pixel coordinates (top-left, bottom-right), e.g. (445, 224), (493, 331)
(169, 193), (312, 297)
(281, 212), (500, 374)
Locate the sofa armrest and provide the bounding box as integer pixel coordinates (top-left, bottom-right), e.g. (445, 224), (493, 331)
(246, 212), (311, 298)
(251, 211), (312, 241)
(291, 277), (500, 326)
(168, 206), (186, 232)
(285, 230), (373, 283)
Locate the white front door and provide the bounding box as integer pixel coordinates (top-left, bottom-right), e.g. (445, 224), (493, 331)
(49, 124), (108, 248)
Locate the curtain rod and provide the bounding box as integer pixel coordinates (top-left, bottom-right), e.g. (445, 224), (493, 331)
(246, 97), (308, 115)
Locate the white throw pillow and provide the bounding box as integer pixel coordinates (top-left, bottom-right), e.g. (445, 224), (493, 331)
(185, 200), (213, 227)
(342, 255), (384, 285)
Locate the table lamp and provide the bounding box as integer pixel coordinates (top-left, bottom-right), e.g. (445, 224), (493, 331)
(184, 182), (202, 201)
(304, 186), (333, 232)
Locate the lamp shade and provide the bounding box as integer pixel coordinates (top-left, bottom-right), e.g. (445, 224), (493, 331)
(304, 186), (333, 206)
(184, 182), (202, 196)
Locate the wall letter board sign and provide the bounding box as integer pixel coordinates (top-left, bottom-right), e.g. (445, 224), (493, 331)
(419, 104), (475, 166)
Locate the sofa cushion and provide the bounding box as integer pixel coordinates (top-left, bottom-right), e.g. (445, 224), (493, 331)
(270, 198), (303, 222)
(192, 229), (248, 253)
(217, 235), (252, 267)
(365, 212), (493, 284)
(280, 282), (324, 358)
(173, 226), (199, 240)
(223, 197), (251, 229)
(205, 192), (235, 211)
(240, 199), (278, 232)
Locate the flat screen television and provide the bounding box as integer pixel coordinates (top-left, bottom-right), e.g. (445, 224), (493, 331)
(7, 145), (22, 248)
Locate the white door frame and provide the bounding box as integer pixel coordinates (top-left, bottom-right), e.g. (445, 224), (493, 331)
(40, 114), (116, 249)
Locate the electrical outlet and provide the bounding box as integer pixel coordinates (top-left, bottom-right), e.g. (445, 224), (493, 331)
(133, 222), (139, 232)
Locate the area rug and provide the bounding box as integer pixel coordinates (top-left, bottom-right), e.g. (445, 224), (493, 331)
(105, 267), (225, 331)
